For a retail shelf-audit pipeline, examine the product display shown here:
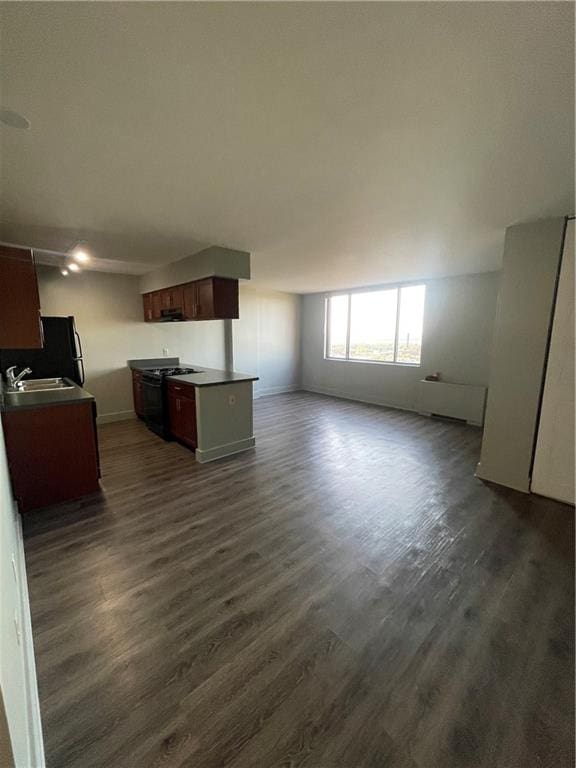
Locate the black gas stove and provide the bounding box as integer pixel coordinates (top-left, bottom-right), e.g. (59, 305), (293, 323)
(141, 367), (197, 439)
(143, 367), (197, 379)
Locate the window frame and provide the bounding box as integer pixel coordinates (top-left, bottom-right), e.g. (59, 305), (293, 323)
(324, 282), (426, 367)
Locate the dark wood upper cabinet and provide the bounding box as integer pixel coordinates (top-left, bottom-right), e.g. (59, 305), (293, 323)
(0, 245), (43, 348)
(166, 285), (184, 311)
(143, 277), (239, 322)
(182, 282), (198, 320)
(199, 277), (239, 320)
(142, 293), (153, 322)
(151, 291), (163, 320)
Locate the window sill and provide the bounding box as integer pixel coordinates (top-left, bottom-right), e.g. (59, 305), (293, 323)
(324, 356), (421, 368)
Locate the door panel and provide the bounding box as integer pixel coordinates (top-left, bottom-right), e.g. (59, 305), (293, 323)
(532, 219), (575, 504)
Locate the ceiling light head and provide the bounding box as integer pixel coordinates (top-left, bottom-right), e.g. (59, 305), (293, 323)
(70, 241), (90, 263)
(67, 262), (80, 273)
(73, 248), (90, 263)
(60, 267), (69, 276)
(0, 107), (31, 130)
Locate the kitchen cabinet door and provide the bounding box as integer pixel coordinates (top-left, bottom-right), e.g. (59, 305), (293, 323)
(167, 382), (197, 448)
(182, 282), (198, 320)
(179, 394), (197, 448)
(196, 277), (239, 320)
(195, 278), (215, 320)
(212, 277), (239, 319)
(151, 291), (163, 320)
(142, 294), (153, 322)
(167, 285), (184, 311)
(2, 402), (100, 512)
(167, 388), (182, 438)
(0, 245), (43, 348)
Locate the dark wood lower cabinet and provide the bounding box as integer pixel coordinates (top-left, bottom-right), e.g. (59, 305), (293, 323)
(2, 402), (100, 512)
(132, 370), (144, 418)
(167, 381), (197, 448)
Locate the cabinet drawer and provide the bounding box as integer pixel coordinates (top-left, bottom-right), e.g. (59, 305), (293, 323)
(167, 381), (195, 399)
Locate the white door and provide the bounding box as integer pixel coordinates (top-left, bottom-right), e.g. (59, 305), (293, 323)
(531, 218), (575, 504)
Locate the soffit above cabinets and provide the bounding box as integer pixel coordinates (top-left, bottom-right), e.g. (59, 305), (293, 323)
(139, 246), (250, 294)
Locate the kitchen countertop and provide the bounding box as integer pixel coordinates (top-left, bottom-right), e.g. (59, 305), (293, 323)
(167, 366), (259, 388)
(1, 379), (95, 412)
(127, 358), (258, 387)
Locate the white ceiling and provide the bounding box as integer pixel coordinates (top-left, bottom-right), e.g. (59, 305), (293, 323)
(0, 2), (573, 293)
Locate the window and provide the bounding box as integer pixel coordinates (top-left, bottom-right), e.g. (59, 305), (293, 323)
(325, 284), (426, 365)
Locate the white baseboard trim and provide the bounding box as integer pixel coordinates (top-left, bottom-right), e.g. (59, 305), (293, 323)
(97, 410), (137, 425)
(195, 436), (256, 463)
(14, 506), (45, 768)
(254, 384), (302, 398)
(301, 385), (417, 414)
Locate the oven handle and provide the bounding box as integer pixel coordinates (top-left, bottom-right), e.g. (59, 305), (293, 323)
(142, 378), (163, 387)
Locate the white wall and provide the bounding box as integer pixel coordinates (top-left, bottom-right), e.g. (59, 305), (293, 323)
(0, 420), (44, 767)
(532, 219), (575, 503)
(301, 272), (500, 411)
(38, 268), (302, 417)
(233, 284), (302, 397)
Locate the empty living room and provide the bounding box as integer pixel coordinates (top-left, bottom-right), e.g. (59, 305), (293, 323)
(0, 2), (574, 767)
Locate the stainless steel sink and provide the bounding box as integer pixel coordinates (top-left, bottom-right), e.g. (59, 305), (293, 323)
(14, 378), (75, 392)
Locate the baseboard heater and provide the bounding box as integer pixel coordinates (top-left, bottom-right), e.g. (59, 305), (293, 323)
(416, 380), (487, 427)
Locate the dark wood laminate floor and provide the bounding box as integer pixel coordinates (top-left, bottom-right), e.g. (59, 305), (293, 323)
(23, 392), (574, 768)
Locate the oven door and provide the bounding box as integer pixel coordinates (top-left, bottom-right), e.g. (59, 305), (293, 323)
(142, 376), (167, 438)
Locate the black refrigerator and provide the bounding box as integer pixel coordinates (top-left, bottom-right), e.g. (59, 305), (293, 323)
(0, 316), (85, 385)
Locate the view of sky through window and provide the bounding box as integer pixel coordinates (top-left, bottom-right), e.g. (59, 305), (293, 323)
(326, 285), (425, 364)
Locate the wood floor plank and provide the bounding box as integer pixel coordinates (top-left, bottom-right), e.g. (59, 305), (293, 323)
(22, 392), (575, 768)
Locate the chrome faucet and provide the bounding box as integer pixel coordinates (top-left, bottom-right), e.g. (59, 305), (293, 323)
(6, 366), (32, 390)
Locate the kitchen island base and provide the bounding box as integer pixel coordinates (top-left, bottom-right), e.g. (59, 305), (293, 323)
(194, 380), (255, 463)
